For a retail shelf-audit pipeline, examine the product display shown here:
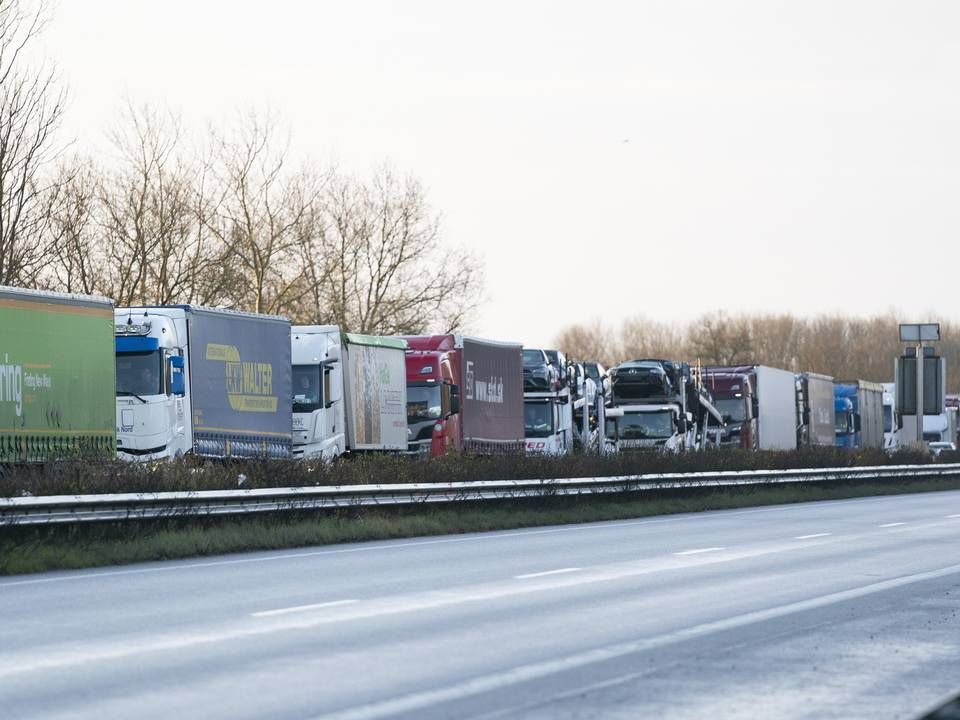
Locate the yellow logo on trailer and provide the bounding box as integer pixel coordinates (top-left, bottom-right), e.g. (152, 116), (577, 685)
(206, 343), (278, 412)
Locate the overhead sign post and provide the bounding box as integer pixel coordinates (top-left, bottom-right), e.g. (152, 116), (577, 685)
(899, 323), (941, 445)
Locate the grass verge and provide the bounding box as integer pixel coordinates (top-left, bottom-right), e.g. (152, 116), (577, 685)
(3, 476), (960, 575)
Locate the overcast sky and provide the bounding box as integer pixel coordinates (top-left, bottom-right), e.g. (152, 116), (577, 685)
(46, 1), (960, 347)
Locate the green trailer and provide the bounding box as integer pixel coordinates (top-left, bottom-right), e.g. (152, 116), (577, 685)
(0, 286), (116, 462)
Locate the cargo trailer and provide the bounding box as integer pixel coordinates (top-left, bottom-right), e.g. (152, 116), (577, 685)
(0, 286), (115, 462)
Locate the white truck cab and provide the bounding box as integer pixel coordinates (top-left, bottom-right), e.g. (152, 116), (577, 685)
(524, 388), (573, 455)
(115, 308), (189, 461)
(604, 403), (688, 453)
(291, 326), (345, 461)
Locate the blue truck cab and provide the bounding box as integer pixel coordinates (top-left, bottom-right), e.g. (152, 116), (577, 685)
(834, 384), (860, 448)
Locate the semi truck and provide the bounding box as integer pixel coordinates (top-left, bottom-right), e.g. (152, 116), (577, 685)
(292, 329), (407, 457)
(0, 286), (115, 462)
(833, 380), (884, 448)
(703, 365), (798, 450)
(115, 305), (292, 461)
(403, 335), (524, 456)
(605, 359), (723, 452)
(796, 372), (836, 447)
(524, 349), (573, 455)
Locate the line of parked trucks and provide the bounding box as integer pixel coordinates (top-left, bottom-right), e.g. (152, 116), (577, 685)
(1, 285), (954, 464)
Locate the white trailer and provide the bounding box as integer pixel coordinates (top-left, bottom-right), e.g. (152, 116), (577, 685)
(755, 366), (799, 450)
(341, 333), (408, 452)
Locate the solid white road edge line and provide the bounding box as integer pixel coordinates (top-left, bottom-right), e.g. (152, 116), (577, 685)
(515, 568), (581, 580)
(674, 547), (725, 556)
(252, 599), (357, 618)
(795, 533), (832, 539)
(314, 561), (960, 720)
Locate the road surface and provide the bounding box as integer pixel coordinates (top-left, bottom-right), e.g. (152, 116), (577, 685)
(2, 491), (960, 719)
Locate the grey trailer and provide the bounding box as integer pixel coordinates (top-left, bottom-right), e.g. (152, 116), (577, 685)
(798, 372), (836, 447)
(856, 380), (885, 449)
(186, 306), (293, 458)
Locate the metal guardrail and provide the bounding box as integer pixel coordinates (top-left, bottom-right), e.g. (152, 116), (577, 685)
(1, 463), (959, 526)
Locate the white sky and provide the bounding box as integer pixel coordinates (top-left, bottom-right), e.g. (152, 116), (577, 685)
(45, 1), (960, 347)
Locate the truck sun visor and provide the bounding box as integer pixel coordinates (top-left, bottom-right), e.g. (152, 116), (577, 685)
(115, 336), (161, 352)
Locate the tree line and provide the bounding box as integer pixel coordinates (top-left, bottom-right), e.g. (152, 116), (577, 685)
(0, 1), (481, 334)
(556, 313), (960, 390)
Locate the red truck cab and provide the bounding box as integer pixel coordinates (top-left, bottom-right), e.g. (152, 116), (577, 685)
(703, 370), (757, 449)
(403, 335), (462, 456)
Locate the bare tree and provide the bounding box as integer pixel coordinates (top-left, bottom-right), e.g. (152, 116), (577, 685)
(685, 312), (753, 365)
(0, 0), (65, 285)
(312, 167), (481, 334)
(205, 113), (321, 315)
(94, 103), (226, 306)
(554, 320), (616, 365)
(44, 156), (103, 294)
(620, 316), (685, 363)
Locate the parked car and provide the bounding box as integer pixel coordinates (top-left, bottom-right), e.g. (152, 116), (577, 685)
(523, 348), (559, 391)
(543, 349), (568, 388)
(583, 361), (610, 398)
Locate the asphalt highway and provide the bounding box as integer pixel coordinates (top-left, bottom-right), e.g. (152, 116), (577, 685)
(2, 490), (960, 719)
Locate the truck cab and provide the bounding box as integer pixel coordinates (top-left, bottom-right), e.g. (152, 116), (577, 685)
(114, 308), (189, 461)
(604, 404), (688, 452)
(523, 351), (573, 455)
(403, 336), (461, 457)
(703, 372), (756, 449)
(834, 395), (858, 448)
(291, 326), (345, 461)
(882, 381), (900, 451)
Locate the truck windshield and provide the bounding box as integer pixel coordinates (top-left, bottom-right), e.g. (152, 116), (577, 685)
(607, 410), (673, 440)
(407, 384), (442, 423)
(835, 411), (851, 434)
(116, 351), (162, 397)
(714, 397), (748, 423)
(293, 365), (323, 413)
(524, 401), (554, 438)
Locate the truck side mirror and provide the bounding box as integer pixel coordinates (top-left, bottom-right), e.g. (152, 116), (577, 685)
(854, 414), (862, 432)
(449, 384), (461, 415)
(169, 355), (185, 397)
(676, 416), (688, 434)
(324, 365), (341, 407)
